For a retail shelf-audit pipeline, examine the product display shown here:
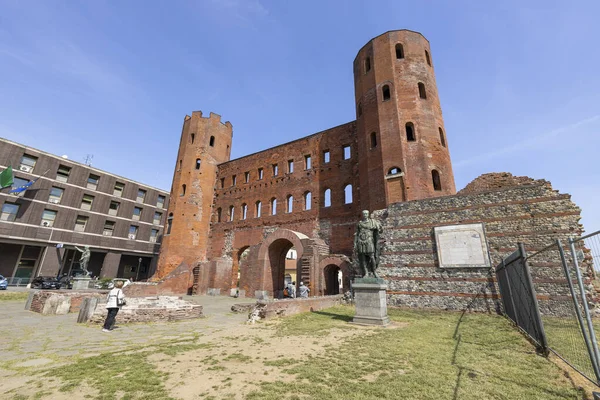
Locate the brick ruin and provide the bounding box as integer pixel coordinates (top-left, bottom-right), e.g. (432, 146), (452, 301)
(147, 30), (591, 311)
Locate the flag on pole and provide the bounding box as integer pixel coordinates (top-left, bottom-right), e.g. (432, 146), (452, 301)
(9, 176), (40, 194)
(0, 166), (13, 188)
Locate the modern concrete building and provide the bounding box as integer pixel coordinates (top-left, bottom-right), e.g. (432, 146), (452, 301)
(0, 138), (169, 282)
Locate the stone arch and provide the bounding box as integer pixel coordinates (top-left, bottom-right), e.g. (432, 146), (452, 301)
(256, 229), (308, 299)
(319, 256), (352, 296)
(231, 246), (250, 296)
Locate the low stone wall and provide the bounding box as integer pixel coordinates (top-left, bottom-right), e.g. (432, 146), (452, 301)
(27, 290), (107, 315)
(82, 296), (203, 324)
(251, 295), (343, 320)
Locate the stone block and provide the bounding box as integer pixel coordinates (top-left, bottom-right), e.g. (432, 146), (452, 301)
(352, 282), (390, 326)
(72, 277), (91, 290)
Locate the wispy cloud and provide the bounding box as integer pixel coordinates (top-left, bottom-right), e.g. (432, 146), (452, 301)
(454, 114), (600, 168)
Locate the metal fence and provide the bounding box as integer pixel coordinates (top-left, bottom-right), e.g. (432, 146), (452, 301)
(497, 234), (600, 385)
(5, 277), (32, 286)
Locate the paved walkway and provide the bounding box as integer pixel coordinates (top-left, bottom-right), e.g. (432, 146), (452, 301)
(0, 294), (256, 366)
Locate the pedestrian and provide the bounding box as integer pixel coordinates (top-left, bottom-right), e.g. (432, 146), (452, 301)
(102, 280), (125, 332)
(288, 281), (296, 298)
(299, 281), (310, 298)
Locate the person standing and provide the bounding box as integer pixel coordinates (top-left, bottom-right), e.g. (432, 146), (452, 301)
(287, 281), (296, 298)
(299, 281), (310, 298)
(102, 280), (125, 332)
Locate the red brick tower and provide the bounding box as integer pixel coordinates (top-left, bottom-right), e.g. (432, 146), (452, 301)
(354, 30), (456, 211)
(154, 111), (232, 279)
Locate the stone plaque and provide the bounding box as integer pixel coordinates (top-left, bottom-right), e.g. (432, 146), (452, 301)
(434, 223), (491, 268)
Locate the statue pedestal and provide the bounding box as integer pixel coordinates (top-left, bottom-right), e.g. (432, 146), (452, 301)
(352, 278), (390, 326)
(72, 276), (91, 290)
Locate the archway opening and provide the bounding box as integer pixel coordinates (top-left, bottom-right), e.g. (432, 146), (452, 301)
(324, 264), (342, 295)
(268, 239), (296, 298)
(232, 246), (250, 296)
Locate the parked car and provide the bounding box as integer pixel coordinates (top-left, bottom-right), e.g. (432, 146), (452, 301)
(58, 274), (73, 289)
(31, 276), (61, 290)
(0, 275), (7, 290)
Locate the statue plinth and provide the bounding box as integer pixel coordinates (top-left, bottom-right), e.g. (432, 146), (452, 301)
(352, 279), (390, 326)
(72, 276), (91, 290)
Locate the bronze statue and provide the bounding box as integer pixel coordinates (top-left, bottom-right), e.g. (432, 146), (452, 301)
(353, 210), (382, 278)
(74, 245), (91, 276)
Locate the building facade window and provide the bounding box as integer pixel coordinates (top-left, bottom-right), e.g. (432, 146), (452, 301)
(56, 165), (71, 182)
(272, 164), (279, 176)
(128, 225), (138, 240)
(258, 168), (264, 180)
(357, 103), (362, 117)
(304, 192), (312, 210)
(137, 189), (146, 203)
(157, 195), (166, 208)
(150, 229), (159, 242)
(287, 160), (294, 173)
(75, 215), (89, 232)
(103, 221), (115, 236)
(0, 202), (19, 221)
(344, 184), (353, 204)
(113, 182), (125, 197)
(286, 195), (293, 213)
(365, 56), (371, 73)
(432, 170), (442, 191)
(191, 133), (195, 144)
(418, 82), (427, 99)
(109, 201), (120, 216)
(19, 154), (37, 173)
(370, 132), (377, 148)
(324, 188), (331, 207)
(382, 85), (391, 101)
(406, 122), (416, 141)
(396, 43), (404, 59)
(181, 184), (186, 196)
(216, 207), (222, 222)
(153, 212), (162, 225)
(232, 175), (237, 186)
(209, 136), (215, 147)
(220, 178), (225, 189)
(196, 159), (201, 170)
(323, 150), (330, 163)
(81, 194), (94, 211)
(242, 203), (247, 220)
(388, 167), (402, 175)
(166, 213), (173, 234)
(425, 50), (431, 66)
(304, 155), (311, 170)
(439, 128), (446, 147)
(271, 198), (277, 215)
(255, 201), (262, 218)
(229, 206), (235, 221)
(244, 171), (250, 183)
(133, 207), (142, 221)
(41, 209), (57, 227)
(343, 145), (351, 160)
(87, 174), (100, 190)
(48, 187), (64, 204)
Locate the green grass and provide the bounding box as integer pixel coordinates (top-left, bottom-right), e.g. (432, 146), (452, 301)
(0, 291), (29, 301)
(249, 306), (582, 400)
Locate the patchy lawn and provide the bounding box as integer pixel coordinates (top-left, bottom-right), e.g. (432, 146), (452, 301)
(3, 305), (586, 399)
(0, 291), (29, 301)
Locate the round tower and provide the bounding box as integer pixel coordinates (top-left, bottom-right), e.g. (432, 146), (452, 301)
(353, 30), (456, 211)
(154, 111), (232, 279)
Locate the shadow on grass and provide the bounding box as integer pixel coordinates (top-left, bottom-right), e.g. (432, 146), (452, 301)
(311, 310), (354, 322)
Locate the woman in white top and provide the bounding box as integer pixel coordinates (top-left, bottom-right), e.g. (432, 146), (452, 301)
(102, 280), (125, 332)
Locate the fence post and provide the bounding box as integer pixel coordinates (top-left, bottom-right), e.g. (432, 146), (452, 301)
(520, 243), (549, 353)
(558, 239), (600, 382)
(569, 237), (600, 382)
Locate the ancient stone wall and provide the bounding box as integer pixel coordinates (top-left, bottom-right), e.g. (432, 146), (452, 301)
(376, 178), (586, 311)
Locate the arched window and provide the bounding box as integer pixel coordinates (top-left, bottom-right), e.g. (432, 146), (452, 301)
(370, 132), (377, 148)
(365, 57), (371, 73)
(344, 184), (353, 204)
(382, 85), (391, 101)
(439, 127), (446, 147)
(229, 206), (234, 221)
(304, 191), (312, 210)
(166, 213), (173, 235)
(418, 82), (427, 99)
(191, 133), (195, 144)
(242, 203), (248, 220)
(405, 123), (416, 141)
(217, 207), (222, 222)
(357, 103), (362, 117)
(209, 136), (215, 147)
(178, 160), (182, 170)
(432, 170), (442, 191)
(255, 201), (262, 218)
(286, 195), (293, 213)
(388, 167), (402, 175)
(425, 50), (431, 66)
(271, 198), (277, 215)
(324, 188), (331, 207)
(195, 159), (201, 170)
(181, 184), (186, 196)
(395, 43), (404, 59)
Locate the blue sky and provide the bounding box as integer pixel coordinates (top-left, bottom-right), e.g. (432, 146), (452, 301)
(1, 0), (599, 233)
